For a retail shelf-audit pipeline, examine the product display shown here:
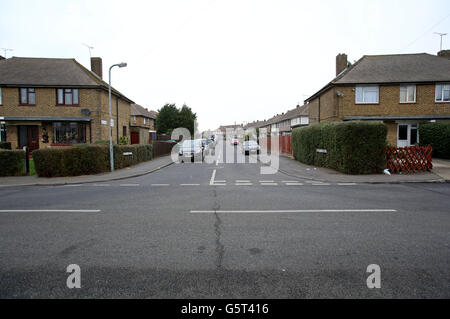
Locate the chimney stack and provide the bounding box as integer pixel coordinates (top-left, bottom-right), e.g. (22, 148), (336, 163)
(336, 53), (348, 76)
(90, 57), (103, 79)
(438, 50), (450, 60)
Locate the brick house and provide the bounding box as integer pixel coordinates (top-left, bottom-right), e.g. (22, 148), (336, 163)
(130, 103), (157, 144)
(305, 51), (450, 147)
(0, 56), (133, 151)
(258, 104), (309, 137)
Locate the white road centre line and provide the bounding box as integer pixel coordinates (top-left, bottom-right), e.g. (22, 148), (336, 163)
(180, 184), (201, 186)
(259, 180), (274, 183)
(151, 184), (170, 186)
(282, 181), (301, 183)
(214, 180), (226, 183)
(260, 183), (278, 186)
(235, 183), (253, 186)
(210, 169), (216, 185)
(189, 209), (397, 214)
(311, 183), (331, 186)
(285, 183), (304, 186)
(236, 180), (251, 183)
(0, 210), (101, 213)
(120, 184), (140, 187)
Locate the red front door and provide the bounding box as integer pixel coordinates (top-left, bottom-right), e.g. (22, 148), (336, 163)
(131, 132), (139, 144)
(18, 125), (40, 151)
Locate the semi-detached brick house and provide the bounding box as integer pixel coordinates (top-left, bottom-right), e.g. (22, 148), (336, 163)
(258, 104), (309, 137)
(305, 51), (450, 147)
(130, 103), (157, 144)
(0, 56), (133, 151)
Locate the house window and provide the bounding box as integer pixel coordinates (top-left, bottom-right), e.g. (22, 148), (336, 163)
(0, 124), (6, 142)
(57, 88), (79, 105)
(435, 84), (450, 102)
(53, 122), (86, 144)
(123, 126), (127, 136)
(0, 87), (2, 105)
(355, 86), (379, 104)
(132, 116), (136, 124)
(20, 88), (36, 105)
(400, 85), (416, 103)
(144, 118), (146, 125)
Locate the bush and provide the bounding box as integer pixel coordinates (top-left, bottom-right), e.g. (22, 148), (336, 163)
(0, 149), (25, 176)
(292, 121), (387, 174)
(0, 142), (12, 150)
(419, 122), (450, 159)
(119, 136), (129, 145)
(32, 144), (153, 177)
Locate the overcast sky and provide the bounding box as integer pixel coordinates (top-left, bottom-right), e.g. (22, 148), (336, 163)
(1, 0), (450, 131)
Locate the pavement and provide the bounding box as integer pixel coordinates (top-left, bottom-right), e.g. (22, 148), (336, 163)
(272, 154), (449, 184)
(0, 146), (449, 298)
(0, 155), (174, 187)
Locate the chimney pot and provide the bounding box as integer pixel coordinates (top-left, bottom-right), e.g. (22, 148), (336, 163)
(438, 50), (450, 59)
(336, 53), (348, 76)
(91, 57), (103, 79)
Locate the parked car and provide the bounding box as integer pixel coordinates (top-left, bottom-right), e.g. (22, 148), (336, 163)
(178, 140), (204, 162)
(242, 140), (260, 155)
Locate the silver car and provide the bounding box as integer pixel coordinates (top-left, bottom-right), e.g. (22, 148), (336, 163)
(178, 140), (204, 163)
(242, 140), (260, 155)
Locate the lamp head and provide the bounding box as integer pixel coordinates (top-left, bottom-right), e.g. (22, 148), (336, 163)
(118, 62), (127, 68)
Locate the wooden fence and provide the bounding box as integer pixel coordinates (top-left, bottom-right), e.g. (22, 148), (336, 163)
(259, 136), (292, 155)
(386, 145), (433, 174)
(152, 140), (176, 158)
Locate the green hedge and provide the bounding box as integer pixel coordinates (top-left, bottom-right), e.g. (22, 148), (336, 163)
(32, 144), (153, 177)
(292, 122), (387, 174)
(0, 142), (12, 150)
(0, 149), (25, 176)
(419, 122), (450, 159)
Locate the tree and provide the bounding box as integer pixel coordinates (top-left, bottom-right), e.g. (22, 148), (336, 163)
(155, 103), (197, 136)
(155, 104), (179, 135)
(177, 104), (197, 136)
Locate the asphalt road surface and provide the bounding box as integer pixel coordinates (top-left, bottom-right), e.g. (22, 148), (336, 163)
(0, 149), (449, 298)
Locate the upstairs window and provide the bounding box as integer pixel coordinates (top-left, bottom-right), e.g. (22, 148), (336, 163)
(400, 85), (416, 103)
(144, 118), (147, 125)
(0, 87), (2, 104)
(132, 116), (136, 124)
(355, 86), (379, 104)
(20, 88), (36, 105)
(435, 84), (450, 102)
(57, 88), (79, 105)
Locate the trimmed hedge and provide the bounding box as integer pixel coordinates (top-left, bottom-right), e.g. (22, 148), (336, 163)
(0, 142), (12, 150)
(419, 122), (450, 159)
(32, 144), (153, 177)
(292, 121), (387, 174)
(0, 149), (25, 176)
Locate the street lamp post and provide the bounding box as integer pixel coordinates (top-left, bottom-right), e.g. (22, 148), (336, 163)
(108, 62), (127, 172)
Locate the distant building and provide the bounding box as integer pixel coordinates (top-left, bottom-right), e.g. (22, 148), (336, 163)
(130, 104), (157, 144)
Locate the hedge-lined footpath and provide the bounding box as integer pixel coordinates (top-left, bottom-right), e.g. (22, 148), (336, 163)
(32, 144), (153, 177)
(0, 149), (25, 176)
(292, 122), (387, 174)
(419, 122), (450, 159)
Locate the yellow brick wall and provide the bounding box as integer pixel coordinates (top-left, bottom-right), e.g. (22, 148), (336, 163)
(0, 87), (131, 147)
(308, 88), (339, 124)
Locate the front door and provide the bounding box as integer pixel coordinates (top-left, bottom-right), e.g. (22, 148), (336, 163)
(397, 123), (418, 147)
(131, 132), (139, 144)
(18, 125), (40, 151)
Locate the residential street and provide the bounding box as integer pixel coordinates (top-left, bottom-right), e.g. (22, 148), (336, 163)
(0, 150), (449, 298)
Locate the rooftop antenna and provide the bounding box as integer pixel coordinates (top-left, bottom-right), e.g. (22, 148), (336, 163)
(82, 43), (94, 58)
(434, 32), (447, 51)
(1, 48), (13, 58)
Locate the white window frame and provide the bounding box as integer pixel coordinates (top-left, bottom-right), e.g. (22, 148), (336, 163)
(132, 116), (136, 124)
(400, 85), (416, 103)
(355, 85), (379, 104)
(0, 87), (2, 105)
(435, 83), (450, 102)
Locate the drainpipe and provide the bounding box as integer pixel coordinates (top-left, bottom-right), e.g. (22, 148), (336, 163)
(318, 96), (321, 123)
(116, 97), (119, 142)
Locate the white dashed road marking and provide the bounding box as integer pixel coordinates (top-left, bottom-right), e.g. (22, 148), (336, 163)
(151, 184), (170, 186)
(285, 183), (304, 186)
(180, 184), (201, 186)
(189, 209), (397, 214)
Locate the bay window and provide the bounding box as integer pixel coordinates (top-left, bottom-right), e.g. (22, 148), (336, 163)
(435, 84), (450, 102)
(53, 122), (86, 144)
(400, 85), (416, 103)
(355, 86), (379, 104)
(57, 88), (79, 105)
